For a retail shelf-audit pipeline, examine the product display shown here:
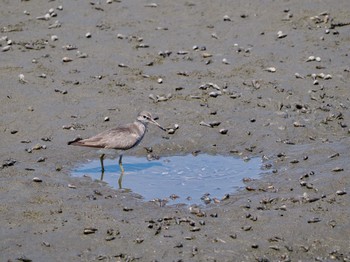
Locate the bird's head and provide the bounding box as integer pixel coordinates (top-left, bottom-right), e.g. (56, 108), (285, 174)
(137, 111), (166, 131)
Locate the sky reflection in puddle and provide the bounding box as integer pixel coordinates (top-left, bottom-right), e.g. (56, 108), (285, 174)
(72, 154), (264, 205)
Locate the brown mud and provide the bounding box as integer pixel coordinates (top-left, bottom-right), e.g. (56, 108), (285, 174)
(1, 0), (350, 261)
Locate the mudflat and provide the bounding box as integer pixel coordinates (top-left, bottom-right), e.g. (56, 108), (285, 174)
(1, 0), (350, 261)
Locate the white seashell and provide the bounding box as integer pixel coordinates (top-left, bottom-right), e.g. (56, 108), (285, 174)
(18, 74), (28, 83)
(2, 45), (11, 52)
(36, 13), (51, 20)
(48, 20), (61, 28)
(157, 78), (163, 84)
(211, 33), (218, 39)
(209, 91), (221, 97)
(33, 177), (43, 182)
(145, 3), (157, 7)
(62, 57), (73, 62)
(324, 74), (332, 80)
(306, 56), (315, 62)
(51, 35), (58, 41)
(318, 73), (325, 79)
(295, 73), (304, 79)
(222, 58), (230, 65)
(223, 15), (231, 21)
(277, 31), (287, 38)
(77, 51), (88, 58)
(85, 32), (91, 38)
(265, 67), (276, 72)
(315, 56), (321, 62)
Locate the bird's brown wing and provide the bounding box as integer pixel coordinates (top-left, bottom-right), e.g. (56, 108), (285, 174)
(70, 124), (142, 150)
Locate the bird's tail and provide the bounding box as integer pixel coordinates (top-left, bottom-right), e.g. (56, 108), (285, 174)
(67, 137), (83, 145)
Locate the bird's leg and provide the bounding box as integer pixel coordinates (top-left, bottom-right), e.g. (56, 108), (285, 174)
(118, 154), (124, 189)
(100, 153), (105, 172)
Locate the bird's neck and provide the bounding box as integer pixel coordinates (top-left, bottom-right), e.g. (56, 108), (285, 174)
(135, 120), (147, 132)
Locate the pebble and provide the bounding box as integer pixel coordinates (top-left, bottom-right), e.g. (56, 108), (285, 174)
(85, 32), (92, 38)
(332, 167), (344, 172)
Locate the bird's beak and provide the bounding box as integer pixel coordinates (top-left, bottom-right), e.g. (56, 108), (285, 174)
(150, 118), (166, 131)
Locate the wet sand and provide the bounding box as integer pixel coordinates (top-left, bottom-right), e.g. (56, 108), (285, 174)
(1, 0), (350, 261)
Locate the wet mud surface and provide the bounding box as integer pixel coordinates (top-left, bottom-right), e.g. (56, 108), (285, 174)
(1, 0), (350, 261)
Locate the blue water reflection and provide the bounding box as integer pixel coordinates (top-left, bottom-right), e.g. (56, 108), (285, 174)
(72, 154), (264, 205)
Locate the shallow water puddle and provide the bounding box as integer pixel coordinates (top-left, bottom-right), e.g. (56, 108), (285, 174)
(72, 155), (265, 205)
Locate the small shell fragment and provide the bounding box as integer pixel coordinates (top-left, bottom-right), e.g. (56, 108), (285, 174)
(209, 91), (221, 97)
(33, 177), (43, 182)
(2, 45), (11, 52)
(295, 73), (304, 79)
(51, 35), (58, 41)
(145, 3), (158, 7)
(277, 30), (287, 38)
(223, 15), (231, 21)
(85, 32), (92, 38)
(68, 184), (77, 189)
(62, 57), (73, 62)
(222, 58), (230, 64)
(332, 167), (344, 172)
(293, 121), (305, 127)
(117, 33), (126, 39)
(306, 56), (315, 62)
(36, 13), (51, 20)
(83, 228), (97, 234)
(18, 74), (28, 83)
(265, 67), (276, 73)
(336, 190), (347, 195)
(324, 74), (332, 80)
(219, 129), (228, 134)
(202, 52), (212, 58)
